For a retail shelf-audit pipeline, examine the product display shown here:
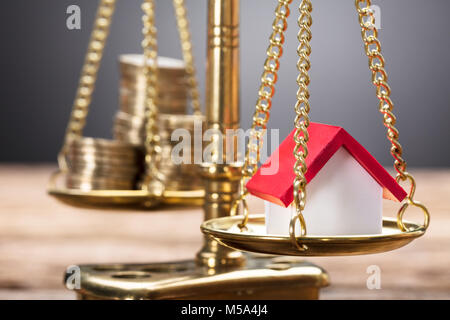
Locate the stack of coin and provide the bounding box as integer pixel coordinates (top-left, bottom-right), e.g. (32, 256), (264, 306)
(114, 54), (188, 145)
(112, 54), (205, 193)
(64, 137), (143, 191)
(155, 113), (204, 191)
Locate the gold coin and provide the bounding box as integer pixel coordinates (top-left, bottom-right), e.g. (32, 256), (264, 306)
(65, 152), (143, 167)
(67, 137), (140, 155)
(69, 163), (141, 178)
(119, 54), (186, 78)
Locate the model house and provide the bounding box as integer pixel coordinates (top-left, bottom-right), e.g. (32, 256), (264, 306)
(246, 122), (407, 236)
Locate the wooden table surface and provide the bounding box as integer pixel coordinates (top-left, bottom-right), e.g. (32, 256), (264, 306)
(0, 165), (449, 300)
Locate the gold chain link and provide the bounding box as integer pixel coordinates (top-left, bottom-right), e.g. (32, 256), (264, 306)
(58, 0), (117, 170)
(230, 0), (293, 229)
(173, 0), (202, 115)
(355, 0), (429, 231)
(290, 0), (312, 251)
(140, 0), (165, 190)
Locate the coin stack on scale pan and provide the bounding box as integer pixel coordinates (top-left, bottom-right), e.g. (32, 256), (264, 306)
(64, 137), (143, 191)
(61, 55), (204, 193)
(114, 54), (204, 192)
(157, 113), (204, 191)
(114, 55), (188, 144)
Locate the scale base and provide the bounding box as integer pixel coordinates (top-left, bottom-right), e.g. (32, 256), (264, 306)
(68, 255), (329, 300)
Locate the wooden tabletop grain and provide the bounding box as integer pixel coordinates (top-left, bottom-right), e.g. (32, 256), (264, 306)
(0, 165), (448, 300)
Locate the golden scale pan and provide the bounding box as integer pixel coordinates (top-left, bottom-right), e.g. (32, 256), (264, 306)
(48, 172), (204, 209)
(48, 186), (204, 210)
(49, 0), (430, 258)
(201, 216), (426, 256)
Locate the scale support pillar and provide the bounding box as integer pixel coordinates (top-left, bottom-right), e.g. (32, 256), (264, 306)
(196, 0), (245, 268)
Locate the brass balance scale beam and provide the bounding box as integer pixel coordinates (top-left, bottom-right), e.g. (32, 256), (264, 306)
(71, 0), (329, 300)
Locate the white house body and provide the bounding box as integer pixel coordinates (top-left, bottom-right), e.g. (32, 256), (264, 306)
(246, 122), (407, 238)
(264, 147), (383, 236)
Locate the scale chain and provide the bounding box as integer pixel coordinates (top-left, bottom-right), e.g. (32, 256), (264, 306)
(58, 0), (116, 171)
(231, 0), (312, 250)
(173, 0), (202, 115)
(355, 0), (429, 231)
(141, 0), (166, 189)
(289, 0), (312, 251)
(230, 0), (293, 229)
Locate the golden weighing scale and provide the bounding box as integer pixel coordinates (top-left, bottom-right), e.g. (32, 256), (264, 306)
(48, 0), (430, 299)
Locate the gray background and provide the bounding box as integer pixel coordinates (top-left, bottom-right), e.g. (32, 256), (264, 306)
(1, 0), (449, 166)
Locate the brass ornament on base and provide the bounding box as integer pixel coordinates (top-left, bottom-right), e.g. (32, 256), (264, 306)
(69, 256), (328, 300)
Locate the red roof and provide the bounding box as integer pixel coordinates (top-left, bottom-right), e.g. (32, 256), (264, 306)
(246, 122), (407, 207)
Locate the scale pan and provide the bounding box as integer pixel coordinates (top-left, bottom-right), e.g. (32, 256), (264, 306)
(48, 170), (205, 210)
(48, 187), (205, 210)
(201, 214), (425, 256)
(48, 188), (161, 209)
